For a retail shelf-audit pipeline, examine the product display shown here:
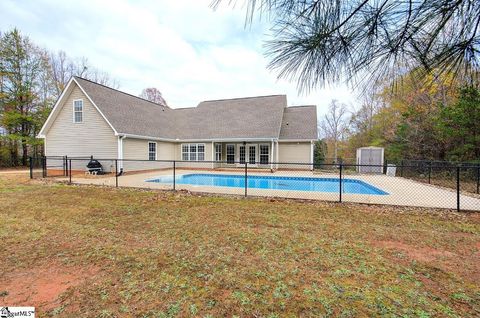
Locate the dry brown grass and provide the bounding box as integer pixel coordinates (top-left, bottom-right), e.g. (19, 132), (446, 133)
(0, 174), (479, 317)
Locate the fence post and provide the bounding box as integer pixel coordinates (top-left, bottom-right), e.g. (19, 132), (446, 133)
(339, 163), (343, 202)
(400, 159), (404, 177)
(173, 160), (176, 191)
(428, 161), (431, 184)
(42, 156), (47, 178)
(29, 157), (33, 179)
(456, 166), (460, 212)
(69, 159), (72, 184)
(244, 161), (248, 197)
(115, 159), (118, 188)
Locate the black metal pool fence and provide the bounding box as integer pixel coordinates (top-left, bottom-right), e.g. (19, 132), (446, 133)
(29, 156), (480, 212)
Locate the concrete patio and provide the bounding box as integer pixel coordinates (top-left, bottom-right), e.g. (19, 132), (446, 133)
(54, 169), (480, 211)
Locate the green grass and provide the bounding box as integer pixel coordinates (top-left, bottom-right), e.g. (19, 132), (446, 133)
(0, 175), (479, 317)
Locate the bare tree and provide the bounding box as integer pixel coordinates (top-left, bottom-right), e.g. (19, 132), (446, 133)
(139, 88), (168, 106)
(320, 100), (349, 162)
(49, 51), (119, 95)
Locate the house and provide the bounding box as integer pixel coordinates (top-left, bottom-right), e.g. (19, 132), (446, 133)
(38, 77), (318, 171)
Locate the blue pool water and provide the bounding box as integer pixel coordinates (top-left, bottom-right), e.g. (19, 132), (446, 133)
(146, 174), (388, 195)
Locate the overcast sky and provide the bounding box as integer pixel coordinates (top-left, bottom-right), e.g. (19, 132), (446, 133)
(1, 0), (358, 115)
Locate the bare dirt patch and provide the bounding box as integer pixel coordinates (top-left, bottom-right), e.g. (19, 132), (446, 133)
(0, 263), (99, 310)
(372, 240), (456, 263)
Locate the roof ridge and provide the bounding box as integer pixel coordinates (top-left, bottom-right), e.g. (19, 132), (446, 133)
(74, 76), (171, 109)
(287, 105), (316, 108)
(200, 94), (286, 103)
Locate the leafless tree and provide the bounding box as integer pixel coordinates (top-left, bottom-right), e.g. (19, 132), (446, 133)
(139, 87), (168, 106)
(320, 100), (349, 162)
(49, 51), (119, 95)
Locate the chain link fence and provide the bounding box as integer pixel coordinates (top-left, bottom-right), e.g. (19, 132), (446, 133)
(30, 156), (480, 212)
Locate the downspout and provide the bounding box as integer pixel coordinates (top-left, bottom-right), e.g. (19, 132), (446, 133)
(276, 140), (279, 170)
(118, 135), (125, 171)
(211, 141), (214, 169)
(270, 139), (274, 171)
(310, 140), (314, 171)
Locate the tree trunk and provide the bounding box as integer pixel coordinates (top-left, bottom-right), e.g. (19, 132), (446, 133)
(21, 138), (28, 166)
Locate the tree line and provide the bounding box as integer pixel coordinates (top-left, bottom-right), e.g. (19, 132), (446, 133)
(319, 71), (480, 163)
(0, 28), (168, 167)
(0, 28), (118, 167)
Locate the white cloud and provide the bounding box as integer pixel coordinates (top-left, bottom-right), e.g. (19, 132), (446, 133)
(0, 0), (358, 116)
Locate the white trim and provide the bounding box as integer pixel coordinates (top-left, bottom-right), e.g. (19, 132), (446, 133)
(211, 141), (214, 169)
(117, 134), (277, 143)
(73, 78), (117, 134)
(37, 77), (118, 138)
(237, 144), (246, 165)
(180, 143), (206, 161)
(148, 141), (157, 161)
(278, 139), (314, 142)
(226, 144), (235, 164)
(310, 140), (314, 170)
(38, 77), (75, 137)
(275, 140), (279, 170)
(117, 136), (125, 169)
(120, 133), (176, 142)
(247, 144), (258, 166)
(270, 140), (274, 170)
(72, 99), (84, 123)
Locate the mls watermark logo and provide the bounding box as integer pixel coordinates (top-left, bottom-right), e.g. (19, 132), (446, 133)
(0, 307), (35, 318)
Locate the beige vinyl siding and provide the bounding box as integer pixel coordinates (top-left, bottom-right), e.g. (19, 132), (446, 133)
(45, 84), (117, 171)
(122, 138), (175, 171)
(278, 142), (311, 169)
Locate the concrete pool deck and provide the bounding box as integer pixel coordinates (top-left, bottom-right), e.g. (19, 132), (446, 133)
(56, 169), (480, 211)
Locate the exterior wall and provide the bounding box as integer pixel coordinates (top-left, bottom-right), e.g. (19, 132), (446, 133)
(45, 84), (117, 171)
(277, 141), (312, 170)
(122, 138), (176, 171)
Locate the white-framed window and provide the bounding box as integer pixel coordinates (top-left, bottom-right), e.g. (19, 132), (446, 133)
(239, 145), (246, 164)
(260, 144), (269, 165)
(215, 143), (222, 161)
(249, 145), (256, 164)
(181, 143), (205, 161)
(226, 144), (235, 164)
(148, 142), (157, 161)
(73, 99), (83, 123)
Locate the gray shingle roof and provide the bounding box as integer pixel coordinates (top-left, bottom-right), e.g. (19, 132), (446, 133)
(279, 106), (318, 140)
(74, 77), (317, 140)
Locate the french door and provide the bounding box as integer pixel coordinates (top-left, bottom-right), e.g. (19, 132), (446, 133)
(237, 144), (258, 165)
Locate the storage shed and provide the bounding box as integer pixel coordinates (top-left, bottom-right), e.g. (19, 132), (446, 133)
(356, 147), (384, 173)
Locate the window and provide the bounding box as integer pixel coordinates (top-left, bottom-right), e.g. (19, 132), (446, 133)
(73, 100), (83, 123)
(215, 144), (222, 161)
(226, 144), (235, 164)
(148, 142), (157, 160)
(182, 144), (189, 160)
(181, 143), (205, 161)
(239, 145), (246, 164)
(260, 145), (269, 165)
(249, 146), (256, 164)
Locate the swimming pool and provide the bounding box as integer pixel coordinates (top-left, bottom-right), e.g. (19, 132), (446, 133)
(146, 174), (388, 195)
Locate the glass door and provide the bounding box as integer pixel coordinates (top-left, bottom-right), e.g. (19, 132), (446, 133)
(248, 145), (257, 165)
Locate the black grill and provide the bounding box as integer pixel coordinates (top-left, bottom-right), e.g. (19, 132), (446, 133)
(86, 159), (103, 174)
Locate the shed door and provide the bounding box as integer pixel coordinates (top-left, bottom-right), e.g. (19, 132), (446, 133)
(361, 148), (382, 173)
(369, 149), (382, 173)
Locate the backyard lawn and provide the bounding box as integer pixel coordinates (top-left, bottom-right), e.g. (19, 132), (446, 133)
(0, 174), (479, 317)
